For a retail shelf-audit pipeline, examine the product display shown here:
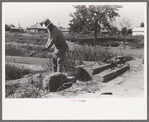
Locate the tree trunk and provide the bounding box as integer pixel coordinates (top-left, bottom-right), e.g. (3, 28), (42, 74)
(94, 20), (98, 46)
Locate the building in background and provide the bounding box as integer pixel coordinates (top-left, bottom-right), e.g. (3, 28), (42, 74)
(27, 23), (48, 33)
(10, 26), (24, 32)
(132, 27), (144, 36)
(100, 27), (110, 34)
(60, 28), (70, 34)
(9, 22), (24, 32)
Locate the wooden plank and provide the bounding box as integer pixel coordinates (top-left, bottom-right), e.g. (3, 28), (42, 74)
(93, 65), (130, 82)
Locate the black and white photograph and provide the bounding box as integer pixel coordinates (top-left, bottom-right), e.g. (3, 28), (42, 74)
(2, 2), (147, 120)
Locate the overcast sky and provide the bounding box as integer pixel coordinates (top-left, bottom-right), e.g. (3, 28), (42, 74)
(3, 2), (146, 30)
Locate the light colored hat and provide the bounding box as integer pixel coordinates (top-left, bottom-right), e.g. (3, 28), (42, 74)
(43, 18), (51, 27)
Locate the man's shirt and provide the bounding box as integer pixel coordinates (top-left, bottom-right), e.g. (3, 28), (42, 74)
(45, 26), (66, 50)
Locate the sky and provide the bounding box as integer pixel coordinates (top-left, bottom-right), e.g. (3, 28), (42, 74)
(3, 2), (146, 30)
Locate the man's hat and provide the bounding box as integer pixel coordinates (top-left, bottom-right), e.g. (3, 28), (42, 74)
(43, 18), (51, 27)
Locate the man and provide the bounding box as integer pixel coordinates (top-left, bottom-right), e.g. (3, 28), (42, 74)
(31, 18), (68, 72)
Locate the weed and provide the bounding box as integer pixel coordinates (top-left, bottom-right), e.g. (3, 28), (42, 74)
(20, 74), (44, 98)
(5, 44), (50, 58)
(64, 45), (114, 71)
(6, 32), (49, 45)
(6, 44), (26, 56)
(6, 63), (31, 80)
(20, 87), (42, 98)
(110, 42), (120, 47)
(123, 54), (134, 61)
(129, 42), (144, 49)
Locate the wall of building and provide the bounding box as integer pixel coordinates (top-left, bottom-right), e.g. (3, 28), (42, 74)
(28, 29), (47, 33)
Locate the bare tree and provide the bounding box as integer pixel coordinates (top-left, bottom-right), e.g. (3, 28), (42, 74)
(119, 18), (131, 29)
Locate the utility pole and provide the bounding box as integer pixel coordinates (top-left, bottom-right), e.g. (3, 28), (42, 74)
(58, 22), (60, 28)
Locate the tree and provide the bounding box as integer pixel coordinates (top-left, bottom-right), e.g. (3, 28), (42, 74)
(69, 5), (122, 33)
(121, 27), (127, 35)
(119, 18), (131, 29)
(39, 22), (43, 26)
(127, 28), (132, 35)
(140, 22), (144, 27)
(119, 18), (131, 36)
(109, 26), (119, 34)
(5, 24), (11, 31)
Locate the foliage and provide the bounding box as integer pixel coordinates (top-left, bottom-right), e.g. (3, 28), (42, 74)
(109, 26), (119, 34)
(69, 5), (122, 33)
(5, 32), (49, 45)
(121, 27), (127, 35)
(127, 29), (132, 35)
(119, 18), (131, 29)
(5, 43), (52, 58)
(64, 45), (115, 71)
(140, 22), (144, 27)
(110, 42), (120, 47)
(5, 24), (11, 31)
(129, 41), (144, 49)
(6, 44), (26, 56)
(123, 54), (134, 61)
(6, 63), (31, 80)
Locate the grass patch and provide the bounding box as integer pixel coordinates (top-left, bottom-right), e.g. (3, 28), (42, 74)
(69, 45), (114, 61)
(6, 63), (31, 80)
(5, 44), (52, 58)
(5, 44), (27, 56)
(6, 32), (144, 46)
(6, 32), (49, 45)
(64, 45), (115, 71)
(123, 54), (134, 61)
(129, 42), (144, 49)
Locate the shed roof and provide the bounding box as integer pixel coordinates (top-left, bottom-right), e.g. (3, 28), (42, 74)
(132, 27), (144, 32)
(27, 23), (47, 29)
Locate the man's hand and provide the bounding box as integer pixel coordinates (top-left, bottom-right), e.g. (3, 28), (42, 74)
(42, 47), (48, 51)
(30, 47), (47, 57)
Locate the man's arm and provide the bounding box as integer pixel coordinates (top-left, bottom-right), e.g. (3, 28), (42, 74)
(42, 29), (58, 51)
(30, 28), (58, 56)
